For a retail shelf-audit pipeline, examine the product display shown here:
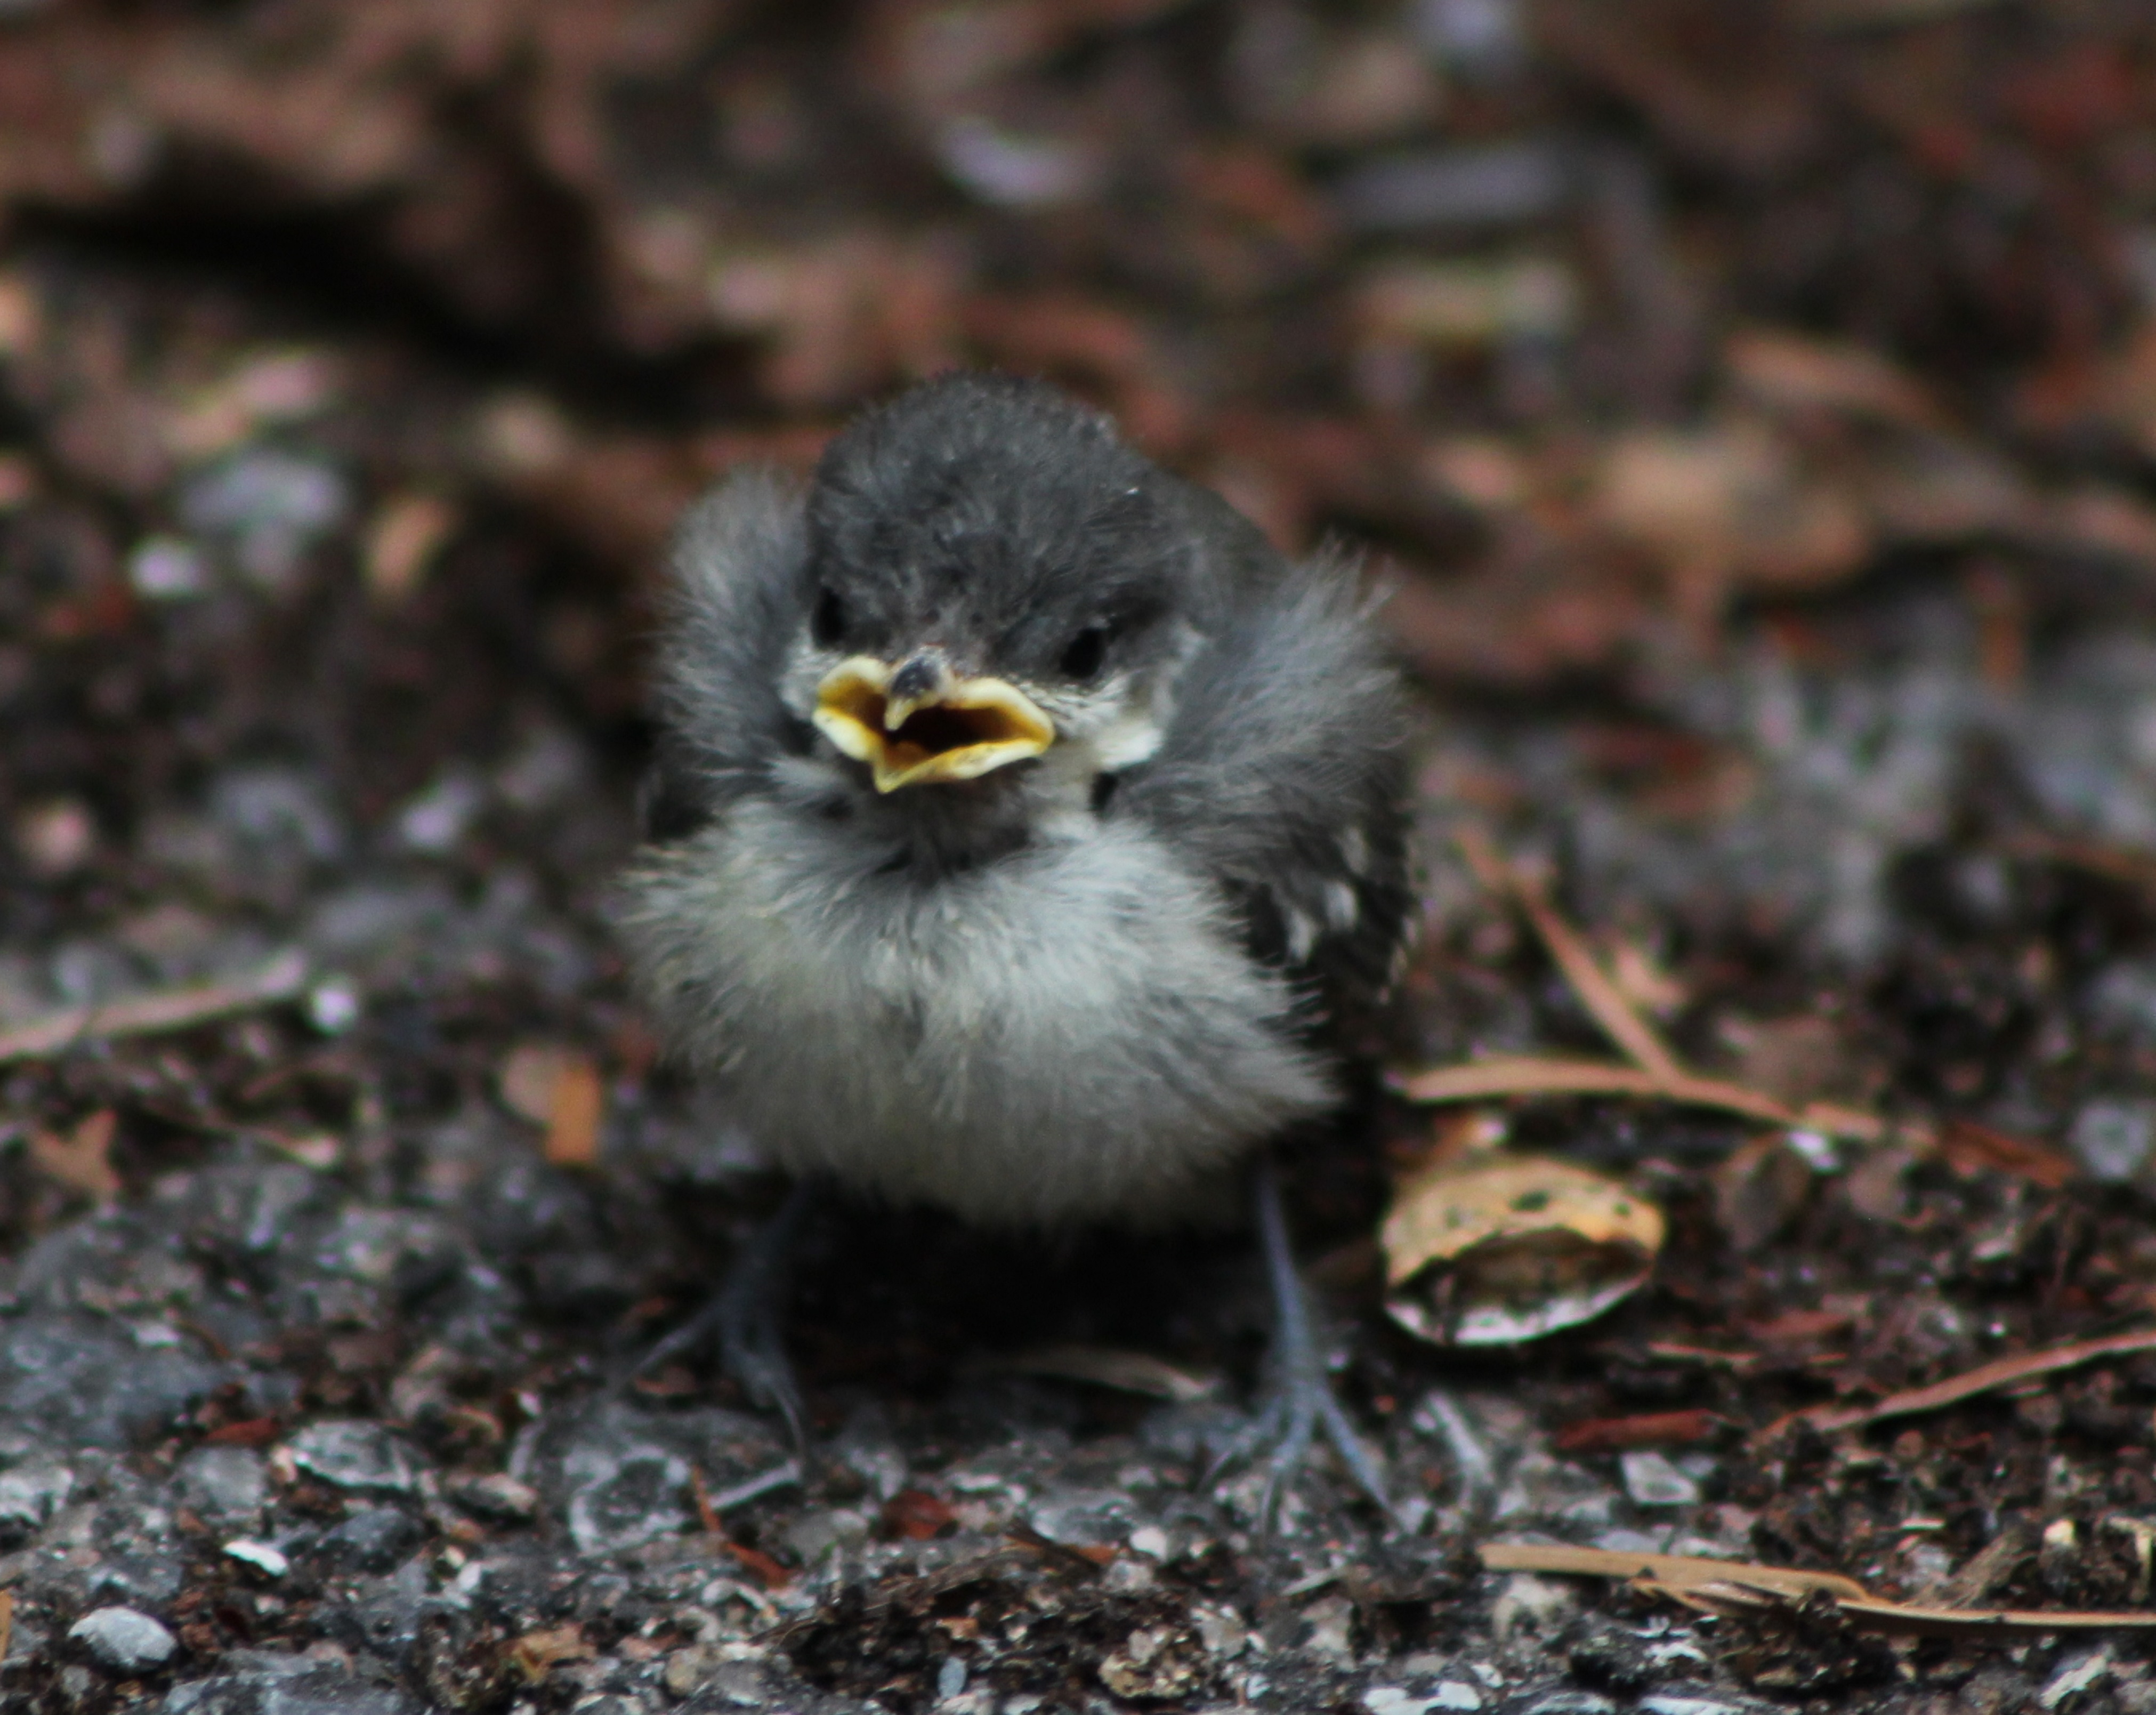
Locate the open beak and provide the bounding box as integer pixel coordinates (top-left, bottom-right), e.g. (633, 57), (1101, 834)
(813, 655), (1054, 793)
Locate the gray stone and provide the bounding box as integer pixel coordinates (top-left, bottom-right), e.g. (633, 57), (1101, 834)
(567, 1445), (691, 1555)
(70, 1605), (178, 1673)
(313, 1506), (423, 1574)
(174, 1447), (267, 1520)
(1025, 1487), (1134, 1548)
(181, 449), (350, 589)
(1334, 140), (1572, 232)
(0, 1453), (72, 1544)
(286, 1422), (419, 1498)
(2070, 1098), (2156, 1183)
(777, 1507), (870, 1565)
(447, 1472), (538, 1523)
(164, 1650), (421, 1714)
(1619, 1451), (1700, 1508)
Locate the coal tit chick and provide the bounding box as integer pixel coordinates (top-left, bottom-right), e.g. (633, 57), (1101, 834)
(620, 374), (1411, 1517)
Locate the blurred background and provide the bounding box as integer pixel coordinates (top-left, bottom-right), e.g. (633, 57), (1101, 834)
(4, 0), (2156, 964)
(5, 3), (2156, 1702)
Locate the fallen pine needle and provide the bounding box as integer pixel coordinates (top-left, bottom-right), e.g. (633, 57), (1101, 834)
(1456, 826), (1684, 1082)
(1387, 1055), (1885, 1142)
(1773, 1325), (2156, 1437)
(1398, 831), (1892, 1143)
(1553, 1407), (1722, 1454)
(0, 949), (309, 1065)
(1480, 1541), (2156, 1636)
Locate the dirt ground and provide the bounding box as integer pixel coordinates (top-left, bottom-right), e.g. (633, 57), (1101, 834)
(7, 2), (2156, 1711)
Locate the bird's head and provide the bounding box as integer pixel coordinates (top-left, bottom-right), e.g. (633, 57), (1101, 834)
(780, 375), (1199, 801)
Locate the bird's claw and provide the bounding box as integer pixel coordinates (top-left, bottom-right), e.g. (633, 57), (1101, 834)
(627, 1182), (816, 1473)
(1212, 1158), (1403, 1544)
(1204, 1350), (1399, 1543)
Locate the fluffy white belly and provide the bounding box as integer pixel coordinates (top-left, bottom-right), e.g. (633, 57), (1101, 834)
(624, 799), (1333, 1226)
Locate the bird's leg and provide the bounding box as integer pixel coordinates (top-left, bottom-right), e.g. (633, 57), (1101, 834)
(634, 1179), (815, 1468)
(1209, 1157), (1398, 1539)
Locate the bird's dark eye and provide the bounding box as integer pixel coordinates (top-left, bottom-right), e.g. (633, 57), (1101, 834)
(1060, 624), (1110, 681)
(811, 587), (845, 648)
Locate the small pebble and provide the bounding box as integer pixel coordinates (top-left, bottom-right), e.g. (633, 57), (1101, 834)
(2070, 1098), (2156, 1183)
(223, 1538), (289, 1577)
(306, 979), (361, 1036)
(1620, 1450), (1701, 1507)
(15, 798), (95, 877)
(128, 536), (211, 600)
(68, 1606), (177, 1673)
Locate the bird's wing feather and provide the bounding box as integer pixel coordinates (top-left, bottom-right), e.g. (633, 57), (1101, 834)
(640, 470), (811, 841)
(1117, 553), (1413, 1024)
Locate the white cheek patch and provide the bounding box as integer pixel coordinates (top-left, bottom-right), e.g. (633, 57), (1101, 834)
(1092, 707), (1165, 770)
(1322, 879), (1360, 932)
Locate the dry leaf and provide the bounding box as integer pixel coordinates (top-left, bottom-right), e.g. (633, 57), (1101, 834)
(498, 1042), (605, 1167)
(543, 1057), (604, 1168)
(364, 492), (458, 604)
(510, 1624), (594, 1684)
(30, 1109), (120, 1201)
(498, 1042), (570, 1124)
(1380, 1154), (1664, 1345)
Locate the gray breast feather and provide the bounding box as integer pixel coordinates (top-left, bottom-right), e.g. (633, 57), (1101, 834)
(619, 800), (1334, 1227)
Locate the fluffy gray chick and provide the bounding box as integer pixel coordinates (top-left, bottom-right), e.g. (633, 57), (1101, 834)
(619, 374), (1412, 1511)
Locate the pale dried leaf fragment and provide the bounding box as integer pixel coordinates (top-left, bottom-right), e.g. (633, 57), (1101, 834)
(544, 1057), (604, 1169)
(1725, 326), (1941, 428)
(510, 1624), (594, 1684)
(31, 1109), (121, 1202)
(165, 348), (340, 461)
(498, 1042), (605, 1167)
(1382, 1154), (1664, 1345)
(997, 1344), (1220, 1403)
(364, 492), (459, 605)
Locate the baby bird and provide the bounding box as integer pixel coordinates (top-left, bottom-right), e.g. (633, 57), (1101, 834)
(620, 374), (1411, 1517)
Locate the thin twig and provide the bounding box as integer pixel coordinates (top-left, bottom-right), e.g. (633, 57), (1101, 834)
(0, 950), (310, 1066)
(1387, 1054), (1885, 1141)
(1771, 1325), (2156, 1438)
(1401, 829), (1893, 1143)
(1456, 826), (1683, 1080)
(1480, 1541), (2156, 1636)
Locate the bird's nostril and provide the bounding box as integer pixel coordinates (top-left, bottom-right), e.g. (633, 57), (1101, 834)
(889, 655), (941, 704)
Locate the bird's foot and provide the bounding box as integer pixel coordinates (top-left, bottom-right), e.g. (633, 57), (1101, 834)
(1206, 1159), (1400, 1542)
(631, 1180), (815, 1469)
